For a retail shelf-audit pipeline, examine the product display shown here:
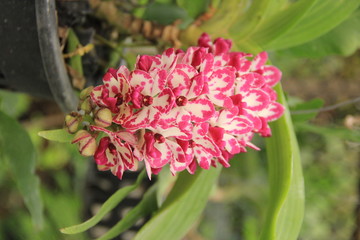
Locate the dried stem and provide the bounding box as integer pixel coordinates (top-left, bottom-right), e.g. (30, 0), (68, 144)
(88, 0), (182, 48)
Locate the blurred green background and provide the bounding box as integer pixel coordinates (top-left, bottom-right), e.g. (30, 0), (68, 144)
(1, 0), (360, 239)
(1, 50), (359, 240)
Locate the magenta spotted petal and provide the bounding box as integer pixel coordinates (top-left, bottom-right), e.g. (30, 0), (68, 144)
(90, 126), (137, 179)
(91, 67), (132, 114)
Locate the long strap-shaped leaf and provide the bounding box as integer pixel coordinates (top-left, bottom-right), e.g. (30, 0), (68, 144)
(246, 0), (317, 47)
(97, 184), (158, 240)
(0, 110), (44, 227)
(265, 0), (360, 50)
(260, 84), (304, 240)
(38, 129), (73, 143)
(194, 0), (245, 38)
(228, 0), (272, 39)
(60, 170), (146, 234)
(133, 167), (222, 240)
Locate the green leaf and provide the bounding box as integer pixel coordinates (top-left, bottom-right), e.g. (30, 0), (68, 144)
(143, 2), (191, 25)
(97, 184), (158, 240)
(0, 90), (30, 118)
(0, 110), (44, 227)
(290, 98), (324, 123)
(134, 167), (221, 240)
(199, 0), (245, 38)
(67, 28), (84, 77)
(155, 0), (175, 3)
(263, 0), (289, 19)
(156, 165), (176, 206)
(278, 8), (360, 57)
(229, 0), (277, 39)
(176, 0), (209, 18)
(260, 84), (304, 240)
(295, 123), (360, 142)
(210, 0), (222, 9)
(38, 129), (73, 143)
(42, 178), (87, 240)
(61, 170), (146, 234)
(243, 0), (317, 47)
(265, 0), (360, 50)
(201, 0), (286, 41)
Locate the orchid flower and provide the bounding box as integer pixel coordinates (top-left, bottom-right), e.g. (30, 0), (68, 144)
(69, 33), (285, 179)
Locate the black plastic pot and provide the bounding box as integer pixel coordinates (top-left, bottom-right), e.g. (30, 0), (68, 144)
(0, 0), (78, 112)
(0, 2), (150, 238)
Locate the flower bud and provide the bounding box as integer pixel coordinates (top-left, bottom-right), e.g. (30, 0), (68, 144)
(72, 130), (97, 156)
(65, 113), (81, 134)
(94, 108), (112, 127)
(80, 97), (93, 114)
(80, 86), (94, 100)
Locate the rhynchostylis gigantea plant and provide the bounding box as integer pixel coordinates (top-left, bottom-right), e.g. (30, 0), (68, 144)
(37, 33), (295, 240)
(2, 0), (359, 239)
(37, 0), (359, 240)
(69, 33), (284, 180)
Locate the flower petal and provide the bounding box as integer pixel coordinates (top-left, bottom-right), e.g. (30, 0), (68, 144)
(112, 104), (132, 125)
(167, 69), (191, 95)
(167, 140), (188, 173)
(186, 73), (205, 99)
(161, 48), (177, 72)
(149, 68), (167, 95)
(116, 131), (137, 145)
(152, 88), (174, 113)
(262, 65), (282, 87)
(194, 136), (221, 156)
(258, 102), (285, 121)
(94, 137), (111, 165)
(199, 53), (214, 77)
(223, 133), (241, 154)
(130, 70), (153, 95)
(194, 145), (214, 170)
(224, 116), (253, 135)
(122, 108), (150, 130)
(90, 85), (105, 105)
(147, 142), (172, 168)
(117, 65), (130, 79)
(175, 64), (198, 79)
(115, 141), (137, 171)
(228, 52), (252, 72)
(103, 71), (120, 96)
(136, 55), (161, 72)
(110, 161), (125, 179)
(251, 51), (268, 70)
(186, 98), (215, 122)
(242, 89), (270, 111)
(208, 66), (235, 93)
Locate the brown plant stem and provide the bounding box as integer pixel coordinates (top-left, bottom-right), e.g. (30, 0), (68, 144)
(88, 0), (184, 48)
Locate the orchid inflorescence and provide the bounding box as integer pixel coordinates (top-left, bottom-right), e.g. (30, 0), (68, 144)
(67, 33), (284, 179)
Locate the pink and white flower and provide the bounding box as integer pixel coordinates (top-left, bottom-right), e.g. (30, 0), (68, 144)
(209, 109), (253, 158)
(141, 127), (190, 178)
(164, 68), (215, 131)
(70, 33), (285, 179)
(122, 69), (174, 130)
(178, 122), (221, 173)
(90, 66), (133, 124)
(90, 126), (138, 179)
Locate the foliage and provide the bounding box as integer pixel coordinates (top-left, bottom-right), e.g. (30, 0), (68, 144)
(0, 110), (43, 227)
(1, 1), (360, 240)
(60, 171), (146, 234)
(260, 84), (304, 240)
(38, 129), (73, 143)
(134, 168), (222, 240)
